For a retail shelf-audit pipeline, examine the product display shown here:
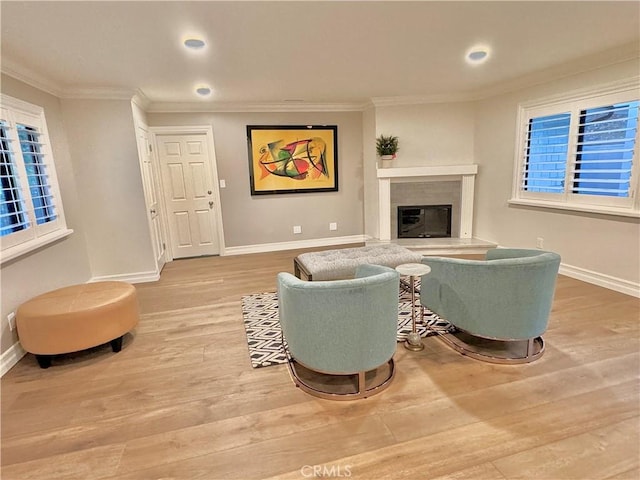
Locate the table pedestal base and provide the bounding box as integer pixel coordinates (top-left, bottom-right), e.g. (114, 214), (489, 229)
(404, 331), (424, 351)
(396, 263), (431, 353)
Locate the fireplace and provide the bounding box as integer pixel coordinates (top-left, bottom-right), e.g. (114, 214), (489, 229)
(398, 205), (452, 238)
(375, 165), (478, 241)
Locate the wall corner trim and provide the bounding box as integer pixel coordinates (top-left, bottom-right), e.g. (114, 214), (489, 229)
(223, 235), (367, 256)
(1, 269), (159, 377)
(89, 270), (160, 284)
(1, 342), (27, 377)
(559, 263), (640, 298)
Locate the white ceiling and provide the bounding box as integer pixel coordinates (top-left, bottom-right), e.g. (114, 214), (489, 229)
(1, 1), (639, 108)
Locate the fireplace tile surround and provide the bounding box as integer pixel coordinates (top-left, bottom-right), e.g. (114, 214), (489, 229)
(375, 165), (483, 251)
(392, 183), (459, 239)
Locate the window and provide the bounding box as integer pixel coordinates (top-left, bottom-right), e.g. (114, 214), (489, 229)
(512, 84), (640, 216)
(0, 95), (71, 262)
(572, 102), (637, 198)
(522, 112), (571, 194)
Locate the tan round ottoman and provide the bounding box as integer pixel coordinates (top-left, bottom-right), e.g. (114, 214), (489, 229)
(16, 281), (139, 368)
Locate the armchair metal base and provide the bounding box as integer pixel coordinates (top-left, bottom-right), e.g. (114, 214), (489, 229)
(434, 329), (545, 364)
(285, 357), (396, 400)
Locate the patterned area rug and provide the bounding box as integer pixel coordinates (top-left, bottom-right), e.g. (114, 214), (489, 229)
(241, 283), (453, 368)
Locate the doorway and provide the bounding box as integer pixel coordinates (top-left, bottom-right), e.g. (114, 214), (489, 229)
(136, 125), (167, 270)
(153, 128), (224, 259)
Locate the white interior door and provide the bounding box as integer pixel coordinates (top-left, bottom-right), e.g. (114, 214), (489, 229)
(136, 126), (166, 271)
(156, 134), (220, 259)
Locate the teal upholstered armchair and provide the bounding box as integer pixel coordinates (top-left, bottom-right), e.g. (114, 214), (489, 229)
(420, 248), (561, 363)
(277, 264), (400, 399)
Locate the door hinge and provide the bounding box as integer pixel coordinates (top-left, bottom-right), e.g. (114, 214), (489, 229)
(148, 143), (153, 153)
(162, 242), (166, 249)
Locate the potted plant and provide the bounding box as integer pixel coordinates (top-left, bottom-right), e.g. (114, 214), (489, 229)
(376, 135), (399, 164)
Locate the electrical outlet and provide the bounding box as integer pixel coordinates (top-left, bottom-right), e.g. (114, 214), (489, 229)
(7, 312), (16, 331)
(293, 225), (302, 234)
(329, 222), (337, 231)
(536, 237), (544, 249)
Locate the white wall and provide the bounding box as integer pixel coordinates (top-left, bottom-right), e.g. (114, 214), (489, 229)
(1, 80), (159, 366)
(375, 102), (476, 166)
(365, 101), (477, 241)
(60, 99), (156, 279)
(473, 58), (640, 289)
(0, 75), (92, 357)
(147, 110), (364, 249)
(362, 106), (378, 239)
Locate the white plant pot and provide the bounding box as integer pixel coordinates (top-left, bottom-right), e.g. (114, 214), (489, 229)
(379, 154), (395, 168)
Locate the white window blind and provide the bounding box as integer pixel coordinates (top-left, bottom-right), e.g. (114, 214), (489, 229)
(522, 112), (570, 194)
(0, 120), (30, 236)
(17, 124), (58, 225)
(513, 84), (640, 216)
(571, 102), (638, 198)
(0, 95), (71, 262)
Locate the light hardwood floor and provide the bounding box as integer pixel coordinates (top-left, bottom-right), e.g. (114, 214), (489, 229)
(1, 247), (639, 480)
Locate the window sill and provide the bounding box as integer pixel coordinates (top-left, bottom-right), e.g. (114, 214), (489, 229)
(1, 228), (74, 265)
(508, 199), (640, 218)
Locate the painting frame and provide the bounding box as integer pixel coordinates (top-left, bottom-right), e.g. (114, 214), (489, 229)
(247, 125), (338, 195)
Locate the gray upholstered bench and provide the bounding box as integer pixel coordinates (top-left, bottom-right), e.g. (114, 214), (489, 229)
(293, 244), (423, 281)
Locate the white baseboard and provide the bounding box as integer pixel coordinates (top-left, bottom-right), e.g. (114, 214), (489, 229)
(223, 235), (367, 256)
(1, 269), (159, 378)
(224, 239), (639, 297)
(1, 341), (26, 377)
(89, 270), (160, 284)
(494, 244), (639, 298)
(559, 263), (640, 298)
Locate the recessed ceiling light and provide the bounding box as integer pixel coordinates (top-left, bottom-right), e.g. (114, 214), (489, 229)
(183, 37), (206, 50)
(466, 45), (491, 65)
(195, 85), (212, 97)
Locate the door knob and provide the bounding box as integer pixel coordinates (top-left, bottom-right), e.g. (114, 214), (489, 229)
(150, 209), (156, 214)
(209, 201), (214, 209)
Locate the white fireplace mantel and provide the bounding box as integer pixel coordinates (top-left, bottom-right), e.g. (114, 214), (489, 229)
(377, 164), (478, 241)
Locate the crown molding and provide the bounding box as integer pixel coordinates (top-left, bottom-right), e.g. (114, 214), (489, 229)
(371, 92), (476, 107)
(2, 59), (135, 101)
(3, 40), (638, 110)
(58, 86), (136, 100)
(472, 41), (640, 101)
(1, 57), (63, 98)
(144, 101), (369, 113)
(519, 75), (640, 109)
(371, 42), (640, 107)
(131, 90), (152, 111)
(2, 54), (136, 101)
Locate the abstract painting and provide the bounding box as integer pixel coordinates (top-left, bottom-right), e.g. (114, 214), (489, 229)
(247, 125), (338, 195)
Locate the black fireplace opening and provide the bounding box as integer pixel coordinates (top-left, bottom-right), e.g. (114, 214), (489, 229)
(398, 204), (452, 238)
